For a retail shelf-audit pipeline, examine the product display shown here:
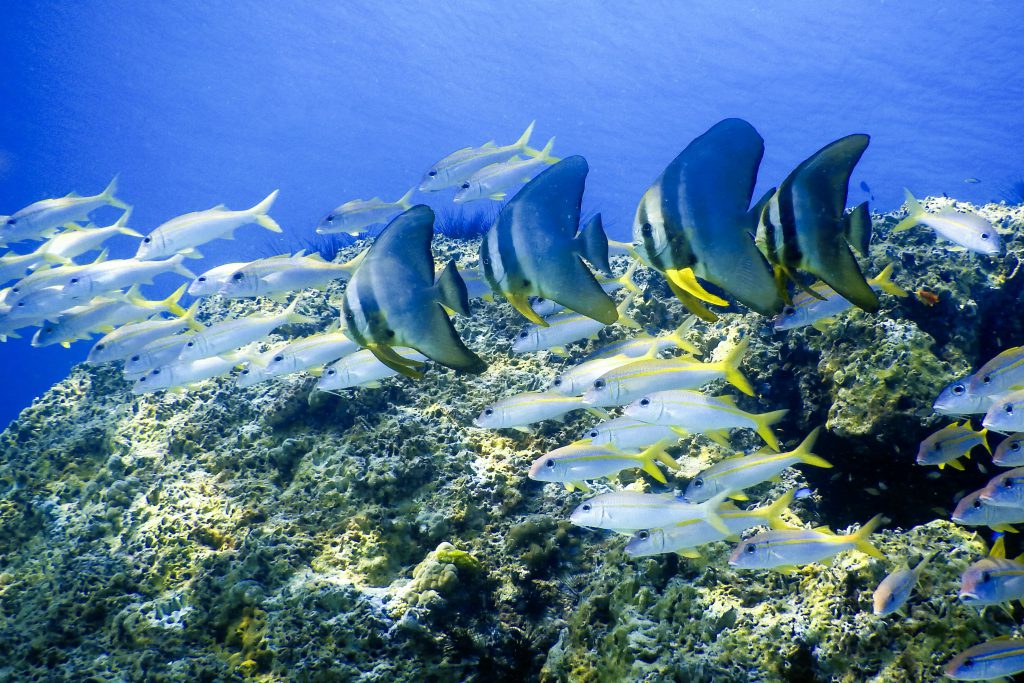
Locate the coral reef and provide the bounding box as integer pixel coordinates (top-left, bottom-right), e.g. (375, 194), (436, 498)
(1, 197), (1023, 682)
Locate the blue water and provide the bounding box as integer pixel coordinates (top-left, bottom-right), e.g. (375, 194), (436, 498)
(1, 1), (1022, 427)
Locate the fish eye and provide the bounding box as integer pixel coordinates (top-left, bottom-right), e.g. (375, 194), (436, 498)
(982, 233), (990, 239)
(783, 305), (795, 316)
(980, 571), (991, 582)
(983, 375), (992, 384)
(232, 272), (244, 280)
(952, 384), (965, 395)
(344, 311), (355, 321)
(130, 355), (140, 362)
(327, 369), (335, 376)
(638, 530), (649, 540)
(973, 499), (982, 508)
(693, 478), (703, 488)
(639, 397), (650, 407)
(197, 276), (206, 282)
(187, 341), (195, 347)
(1005, 478), (1016, 488)
(553, 378), (562, 387)
(518, 331), (529, 339)
(273, 355), (284, 362)
(326, 215), (334, 223)
(581, 504), (591, 512)
(641, 222), (652, 236)
(241, 369), (250, 375)
(545, 459), (554, 468)
(143, 237), (151, 243)
(594, 379), (606, 390)
(744, 544), (756, 554)
(16, 302), (24, 307)
(483, 408), (494, 416)
(7, 219), (15, 225)
(96, 344), (105, 350)
(153, 369), (161, 375)
(963, 658), (974, 668)
(461, 183), (470, 189)
(1013, 441), (1021, 452)
(933, 443), (942, 452)
(138, 376), (146, 382)
(1006, 403), (1015, 415)
(587, 430), (599, 438)
(428, 170), (437, 177)
(70, 278), (78, 283)
(386, 329), (395, 338)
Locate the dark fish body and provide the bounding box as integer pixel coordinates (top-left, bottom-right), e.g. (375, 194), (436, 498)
(633, 118), (782, 320)
(760, 134), (878, 312)
(480, 156), (616, 326)
(342, 205), (485, 378)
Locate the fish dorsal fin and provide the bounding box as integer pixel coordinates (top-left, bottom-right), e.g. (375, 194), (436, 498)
(991, 536), (1007, 559)
(64, 191), (81, 198)
(369, 197), (383, 203)
(362, 205), (435, 286)
(812, 525), (835, 535)
(307, 252), (327, 262)
(715, 394), (738, 407)
(786, 134), (870, 222)
(481, 141), (496, 148)
(208, 203), (227, 211)
(502, 155), (587, 237)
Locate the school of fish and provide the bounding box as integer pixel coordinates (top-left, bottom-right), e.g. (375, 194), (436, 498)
(1, 119), (1016, 677)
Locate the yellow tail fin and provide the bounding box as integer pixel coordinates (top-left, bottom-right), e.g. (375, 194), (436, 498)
(762, 489), (797, 530)
(614, 292), (641, 329)
(791, 427), (832, 468)
(159, 284), (188, 317)
(868, 263), (908, 297)
(719, 337), (754, 397)
(892, 189), (923, 233)
(851, 514), (886, 559)
(178, 300), (204, 331)
(753, 409), (788, 451)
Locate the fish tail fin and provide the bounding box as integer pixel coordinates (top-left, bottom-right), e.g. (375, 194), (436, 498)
(763, 489), (797, 530)
(638, 438), (680, 483)
(250, 189), (283, 232)
(702, 490), (732, 535)
(616, 259), (642, 295)
(753, 409), (788, 451)
(102, 175), (130, 210)
(528, 136), (558, 163)
(114, 207), (142, 236)
(434, 259), (471, 317)
(868, 262), (908, 297)
(720, 337), (754, 397)
(170, 254), (197, 279)
(513, 120), (535, 151)
(980, 427), (991, 453)
(340, 246), (369, 276)
(614, 292), (640, 329)
(892, 189), (923, 233)
(845, 201), (872, 256)
(283, 296), (317, 325)
(852, 514), (886, 559)
(667, 316), (701, 356)
(39, 252), (72, 265)
(179, 300), (204, 331)
(792, 427), (832, 468)
(396, 187), (416, 209)
(159, 284), (188, 317)
(575, 213), (611, 274)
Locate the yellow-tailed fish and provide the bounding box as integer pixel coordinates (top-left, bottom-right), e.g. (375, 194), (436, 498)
(958, 537), (1024, 606)
(625, 490), (796, 558)
(994, 433), (1024, 467)
(683, 428), (829, 503)
(341, 206), (484, 378)
(316, 188), (416, 235)
(2, 249), (110, 307)
(35, 209), (141, 264)
(569, 490), (732, 534)
(915, 421), (989, 470)
(583, 337), (753, 408)
(2, 177), (128, 245)
(188, 262), (249, 297)
(894, 189), (1002, 255)
(872, 552), (934, 615)
(581, 317), (700, 362)
(773, 263), (908, 332)
(218, 249), (366, 299)
(0, 250), (56, 286)
(512, 293), (638, 355)
(729, 514), (884, 571)
(474, 390), (594, 432)
(454, 137), (558, 203)
(256, 325), (359, 380)
(87, 299), (202, 363)
(633, 118), (781, 321)
(316, 347), (427, 391)
(980, 467), (1024, 508)
(983, 389), (1024, 434)
(936, 346), (1024, 417)
(528, 439), (679, 491)
(61, 254), (196, 300)
(133, 348), (254, 394)
(135, 190), (281, 260)
(952, 489), (1024, 532)
(578, 416), (682, 451)
(623, 389), (787, 450)
(944, 639), (1024, 681)
(549, 353), (645, 397)
(420, 122), (535, 192)
(123, 332), (197, 378)
(177, 296), (316, 361)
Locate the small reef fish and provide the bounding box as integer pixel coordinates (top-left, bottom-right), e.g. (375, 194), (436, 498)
(623, 390), (788, 451)
(133, 349), (253, 394)
(0, 251), (56, 286)
(480, 156), (615, 326)
(454, 137), (558, 203)
(530, 258), (639, 317)
(135, 190), (281, 260)
(474, 390), (593, 431)
(569, 490), (732, 534)
(87, 298), (201, 363)
(549, 354), (645, 397)
(983, 388), (1024, 435)
(980, 467), (1024, 508)
(760, 134), (876, 312)
(420, 122), (535, 192)
(944, 639), (1024, 681)
(625, 490), (796, 559)
(123, 333), (197, 377)
(32, 287), (187, 348)
(1, 249), (110, 307)
(633, 118), (781, 321)
(936, 347), (1024, 417)
(959, 537), (1024, 606)
(581, 338), (753, 408)
(683, 429), (829, 503)
(872, 552), (934, 615)
(61, 254), (196, 300)
(2, 284), (83, 323)
(729, 514), (884, 571)
(894, 190), (1002, 255)
(2, 177), (128, 245)
(993, 434), (1024, 467)
(188, 262), (249, 297)
(915, 421), (989, 470)
(579, 416), (682, 451)
(217, 250), (365, 299)
(581, 318), (700, 362)
(316, 188), (416, 235)
(528, 439), (679, 491)
(316, 347), (427, 390)
(952, 489), (1024, 532)
(178, 297), (315, 361)
(254, 327), (359, 380)
(35, 210), (141, 264)
(773, 263), (908, 332)
(511, 294), (638, 355)
(341, 205), (484, 377)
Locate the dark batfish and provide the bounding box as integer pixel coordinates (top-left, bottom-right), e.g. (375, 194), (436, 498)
(480, 155), (615, 326)
(342, 205), (485, 378)
(760, 134), (877, 311)
(633, 118), (782, 321)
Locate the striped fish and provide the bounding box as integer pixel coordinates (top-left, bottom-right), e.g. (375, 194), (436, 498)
(915, 421), (989, 470)
(528, 439), (679, 491)
(759, 134), (877, 311)
(959, 537), (1024, 606)
(945, 639), (1024, 680)
(474, 390), (591, 431)
(479, 156), (616, 327)
(993, 433), (1024, 467)
(728, 514), (884, 570)
(342, 206), (485, 378)
(632, 118), (781, 321)
(935, 346), (1024, 417)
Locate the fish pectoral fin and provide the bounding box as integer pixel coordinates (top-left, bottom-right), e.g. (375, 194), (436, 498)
(584, 408), (610, 419)
(664, 268), (729, 306)
(811, 318), (836, 332)
(570, 480), (590, 492)
(947, 458), (966, 471)
(367, 344), (424, 380)
(507, 291), (548, 326)
(677, 549), (702, 559)
(772, 565), (798, 574)
(512, 426), (535, 435)
(727, 492), (749, 501)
